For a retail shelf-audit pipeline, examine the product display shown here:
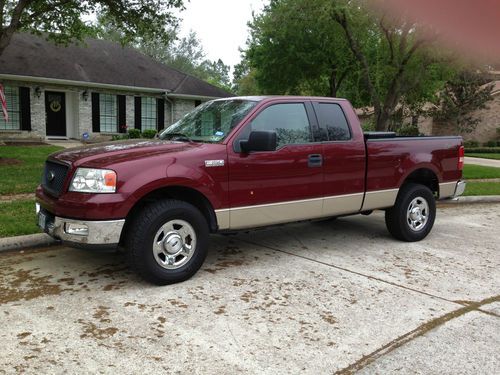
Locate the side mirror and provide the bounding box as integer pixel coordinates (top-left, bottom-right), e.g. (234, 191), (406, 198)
(240, 130), (277, 152)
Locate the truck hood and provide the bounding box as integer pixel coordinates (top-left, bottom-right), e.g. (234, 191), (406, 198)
(49, 139), (201, 167)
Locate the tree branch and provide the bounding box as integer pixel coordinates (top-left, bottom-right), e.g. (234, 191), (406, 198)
(379, 17), (394, 64)
(331, 8), (381, 114)
(0, 0), (32, 55)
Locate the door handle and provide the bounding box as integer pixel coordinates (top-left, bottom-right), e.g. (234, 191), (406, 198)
(308, 154), (322, 167)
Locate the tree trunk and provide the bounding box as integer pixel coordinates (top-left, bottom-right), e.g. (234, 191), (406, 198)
(329, 68), (337, 97)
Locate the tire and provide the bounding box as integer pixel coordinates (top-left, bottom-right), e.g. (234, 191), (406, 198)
(385, 183), (436, 242)
(126, 199), (209, 285)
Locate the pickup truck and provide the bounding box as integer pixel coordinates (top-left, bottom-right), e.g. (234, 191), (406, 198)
(36, 96), (466, 285)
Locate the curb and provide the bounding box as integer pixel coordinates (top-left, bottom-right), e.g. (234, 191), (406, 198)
(0, 196), (499, 254)
(0, 233), (58, 253)
(437, 195), (500, 205)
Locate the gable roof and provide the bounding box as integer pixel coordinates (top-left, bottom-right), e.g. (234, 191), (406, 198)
(0, 33), (232, 99)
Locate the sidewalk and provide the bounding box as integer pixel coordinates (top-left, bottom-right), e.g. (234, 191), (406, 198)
(465, 156), (500, 168)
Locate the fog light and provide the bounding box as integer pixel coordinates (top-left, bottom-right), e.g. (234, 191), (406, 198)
(35, 203), (40, 214)
(65, 223), (89, 236)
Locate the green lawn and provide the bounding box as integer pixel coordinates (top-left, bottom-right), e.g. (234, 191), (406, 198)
(462, 164), (500, 180)
(0, 145), (62, 194)
(0, 199), (40, 238)
(463, 181), (500, 196)
(466, 153), (500, 160)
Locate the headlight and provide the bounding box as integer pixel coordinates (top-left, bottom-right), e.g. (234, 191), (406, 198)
(69, 168), (117, 193)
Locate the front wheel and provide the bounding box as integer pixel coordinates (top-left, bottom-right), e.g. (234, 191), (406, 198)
(126, 199), (209, 285)
(385, 183), (436, 242)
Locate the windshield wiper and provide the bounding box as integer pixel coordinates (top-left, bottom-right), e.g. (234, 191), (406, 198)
(163, 133), (193, 142)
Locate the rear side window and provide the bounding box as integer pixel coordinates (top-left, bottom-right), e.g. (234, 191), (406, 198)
(316, 103), (351, 141)
(249, 103), (312, 148)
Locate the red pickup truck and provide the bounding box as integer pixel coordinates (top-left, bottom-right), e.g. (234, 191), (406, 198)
(36, 96), (466, 285)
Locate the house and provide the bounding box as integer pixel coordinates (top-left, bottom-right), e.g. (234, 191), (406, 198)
(0, 33), (232, 141)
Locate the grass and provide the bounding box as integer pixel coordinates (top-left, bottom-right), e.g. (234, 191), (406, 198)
(466, 153), (500, 160)
(462, 164), (500, 180)
(463, 182), (500, 196)
(0, 199), (40, 238)
(0, 145), (62, 195)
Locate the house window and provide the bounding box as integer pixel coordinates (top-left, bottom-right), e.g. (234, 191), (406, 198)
(0, 86), (21, 130)
(141, 97), (157, 130)
(99, 94), (117, 132)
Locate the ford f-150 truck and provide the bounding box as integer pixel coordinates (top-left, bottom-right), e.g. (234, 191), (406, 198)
(36, 96), (466, 285)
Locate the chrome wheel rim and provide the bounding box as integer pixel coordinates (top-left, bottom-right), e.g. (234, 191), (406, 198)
(406, 197), (429, 232)
(152, 220), (196, 269)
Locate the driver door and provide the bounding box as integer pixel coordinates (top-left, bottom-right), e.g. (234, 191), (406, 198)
(226, 101), (324, 229)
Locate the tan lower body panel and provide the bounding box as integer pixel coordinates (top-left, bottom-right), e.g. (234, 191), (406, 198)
(361, 189), (399, 211)
(216, 193), (364, 230)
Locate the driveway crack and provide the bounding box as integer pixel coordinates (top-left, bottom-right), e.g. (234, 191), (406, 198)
(334, 295), (499, 374)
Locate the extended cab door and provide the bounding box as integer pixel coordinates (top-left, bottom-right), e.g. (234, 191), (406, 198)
(312, 100), (366, 216)
(226, 100), (324, 229)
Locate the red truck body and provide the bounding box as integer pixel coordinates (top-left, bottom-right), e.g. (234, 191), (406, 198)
(35, 96), (465, 284)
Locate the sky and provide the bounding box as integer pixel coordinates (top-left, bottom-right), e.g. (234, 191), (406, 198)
(174, 0), (267, 68)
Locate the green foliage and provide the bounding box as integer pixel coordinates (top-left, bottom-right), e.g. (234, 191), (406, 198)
(128, 128), (141, 139)
(0, 199), (40, 238)
(463, 182), (500, 196)
(141, 129), (157, 139)
(241, 0), (455, 131)
(465, 153), (500, 160)
(485, 141), (497, 147)
(0, 145), (63, 194)
(0, 1), (184, 56)
(431, 70), (494, 133)
(463, 141), (480, 148)
(464, 147), (500, 153)
(462, 165), (500, 179)
(396, 125), (420, 136)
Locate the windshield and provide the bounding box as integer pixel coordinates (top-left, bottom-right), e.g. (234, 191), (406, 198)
(159, 99), (258, 143)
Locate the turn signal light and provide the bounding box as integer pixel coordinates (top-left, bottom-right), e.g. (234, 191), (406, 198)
(458, 145), (464, 170)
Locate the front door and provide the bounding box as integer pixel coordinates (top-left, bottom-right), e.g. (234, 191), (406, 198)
(45, 91), (66, 136)
(227, 101), (324, 229)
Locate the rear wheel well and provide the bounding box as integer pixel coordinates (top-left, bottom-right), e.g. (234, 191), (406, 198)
(121, 186), (218, 244)
(402, 169), (439, 196)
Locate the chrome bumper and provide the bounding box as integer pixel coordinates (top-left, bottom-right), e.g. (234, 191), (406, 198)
(36, 204), (125, 245)
(453, 180), (466, 197)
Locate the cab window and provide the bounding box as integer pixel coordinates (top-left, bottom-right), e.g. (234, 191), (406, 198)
(242, 103), (312, 149)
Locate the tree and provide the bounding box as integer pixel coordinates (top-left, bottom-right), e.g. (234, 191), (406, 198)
(242, 0), (453, 130)
(431, 70), (494, 133)
(244, 0), (356, 97)
(0, 0), (184, 57)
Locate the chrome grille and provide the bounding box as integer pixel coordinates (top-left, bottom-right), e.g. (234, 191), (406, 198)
(42, 161), (69, 197)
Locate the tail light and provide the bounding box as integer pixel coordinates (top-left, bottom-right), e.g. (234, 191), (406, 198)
(458, 145), (464, 170)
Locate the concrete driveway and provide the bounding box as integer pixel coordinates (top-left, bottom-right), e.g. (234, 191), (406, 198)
(0, 203), (499, 374)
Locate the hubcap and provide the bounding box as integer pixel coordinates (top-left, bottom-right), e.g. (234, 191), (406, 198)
(406, 197), (429, 232)
(152, 219), (196, 269)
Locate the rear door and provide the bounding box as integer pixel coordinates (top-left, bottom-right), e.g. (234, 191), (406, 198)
(312, 101), (366, 216)
(227, 100), (324, 229)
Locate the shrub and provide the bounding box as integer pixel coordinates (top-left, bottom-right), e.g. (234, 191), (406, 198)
(463, 140), (479, 148)
(142, 129), (157, 139)
(485, 141), (497, 147)
(464, 147), (500, 153)
(397, 125), (420, 136)
(128, 128), (141, 139)
(111, 134), (129, 141)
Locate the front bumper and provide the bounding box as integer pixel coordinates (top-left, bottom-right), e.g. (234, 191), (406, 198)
(36, 203), (125, 246)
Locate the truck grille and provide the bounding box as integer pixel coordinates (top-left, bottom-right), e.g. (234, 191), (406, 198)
(42, 161), (69, 197)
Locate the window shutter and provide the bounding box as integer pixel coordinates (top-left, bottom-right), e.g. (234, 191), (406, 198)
(91, 93), (100, 132)
(19, 87), (31, 131)
(118, 95), (126, 133)
(157, 98), (165, 130)
(134, 96), (142, 131)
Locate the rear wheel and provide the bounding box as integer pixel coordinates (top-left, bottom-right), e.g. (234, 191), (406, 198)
(126, 199), (209, 285)
(385, 183), (436, 242)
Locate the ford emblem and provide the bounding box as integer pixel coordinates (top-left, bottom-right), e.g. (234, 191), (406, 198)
(47, 170), (55, 182)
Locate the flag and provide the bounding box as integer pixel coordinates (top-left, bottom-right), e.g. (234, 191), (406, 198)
(0, 84), (8, 122)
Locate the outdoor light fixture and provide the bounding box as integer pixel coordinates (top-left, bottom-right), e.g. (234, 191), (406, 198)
(82, 90), (89, 101)
(34, 86), (42, 98)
